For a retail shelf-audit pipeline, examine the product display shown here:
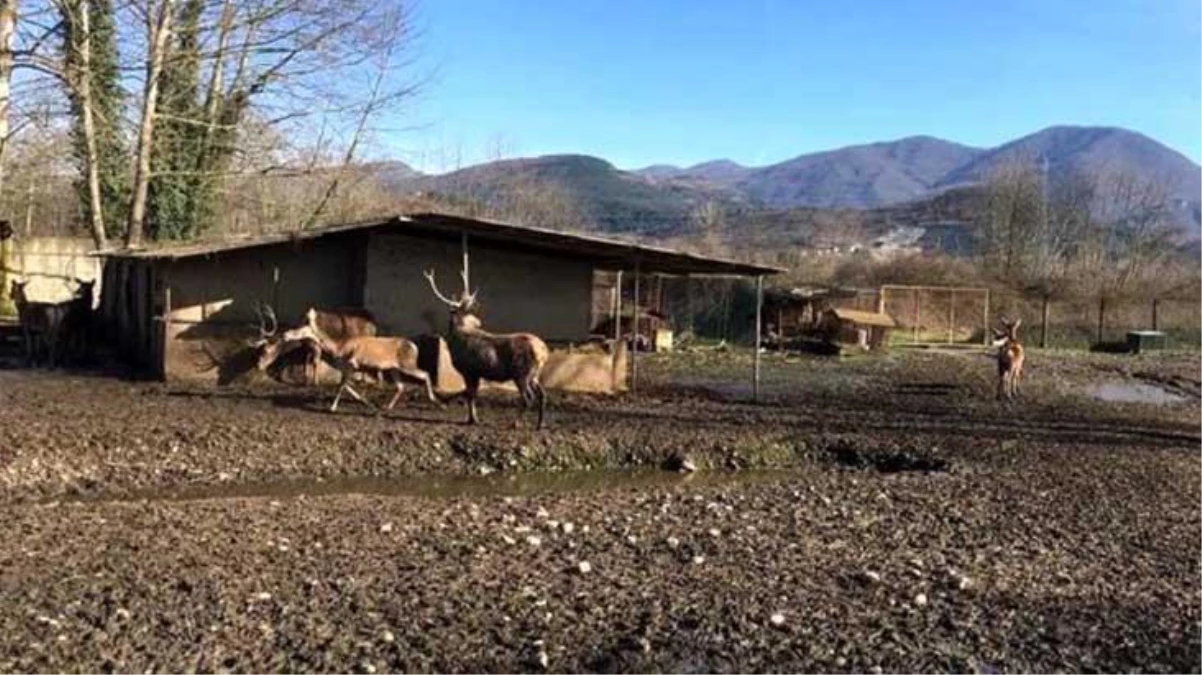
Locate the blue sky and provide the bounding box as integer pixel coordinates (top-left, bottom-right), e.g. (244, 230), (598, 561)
(384, 0), (1202, 172)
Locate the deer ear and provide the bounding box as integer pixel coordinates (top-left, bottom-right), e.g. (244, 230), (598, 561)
(1012, 318), (1022, 332)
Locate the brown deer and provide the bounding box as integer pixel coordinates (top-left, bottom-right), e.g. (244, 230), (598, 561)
(253, 306), (378, 384)
(57, 279), (96, 364)
(993, 317), (1025, 400)
(9, 280), (70, 367)
(424, 268), (549, 430)
(254, 305), (437, 412)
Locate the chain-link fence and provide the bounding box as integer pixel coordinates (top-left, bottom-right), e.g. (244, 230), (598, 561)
(879, 285), (992, 346)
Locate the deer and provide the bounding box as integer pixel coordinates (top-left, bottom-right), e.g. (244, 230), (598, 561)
(424, 268), (549, 430)
(9, 280), (70, 367)
(57, 279), (96, 364)
(992, 317), (1025, 400)
(260, 306), (378, 385)
(253, 304), (437, 412)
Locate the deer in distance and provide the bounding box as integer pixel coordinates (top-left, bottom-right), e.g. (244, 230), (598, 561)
(424, 268), (549, 430)
(253, 305), (437, 412)
(993, 317), (1025, 400)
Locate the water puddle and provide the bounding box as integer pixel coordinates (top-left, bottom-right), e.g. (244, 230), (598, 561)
(62, 468), (805, 505)
(1087, 381), (1186, 405)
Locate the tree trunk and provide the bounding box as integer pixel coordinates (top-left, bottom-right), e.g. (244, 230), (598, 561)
(0, 0), (16, 195)
(74, 0), (109, 250)
(126, 0), (174, 248)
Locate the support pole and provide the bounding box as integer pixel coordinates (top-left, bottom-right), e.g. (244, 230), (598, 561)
(948, 290), (955, 344)
(271, 265), (280, 313)
(631, 262), (641, 394)
(461, 233), (470, 289)
(1097, 296), (1106, 345)
(1040, 295), (1050, 349)
(913, 292), (921, 343)
(612, 270), (623, 390)
(1152, 298), (1159, 331)
(754, 275), (763, 402)
(982, 289), (991, 346)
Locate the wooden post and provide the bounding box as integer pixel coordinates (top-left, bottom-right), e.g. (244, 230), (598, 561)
(1152, 298), (1159, 331)
(754, 275), (763, 402)
(161, 279), (171, 379)
(611, 270), (622, 390)
(1040, 295), (1050, 349)
(1097, 296), (1106, 345)
(461, 232), (470, 290)
(948, 290), (955, 344)
(982, 289), (991, 346)
(631, 263), (640, 394)
(913, 292), (921, 343)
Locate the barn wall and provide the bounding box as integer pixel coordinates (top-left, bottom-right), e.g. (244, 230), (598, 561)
(162, 235), (363, 382)
(1, 237), (101, 314)
(363, 232), (594, 341)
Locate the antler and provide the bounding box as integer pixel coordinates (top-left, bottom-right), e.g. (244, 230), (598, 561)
(424, 269), (462, 308)
(459, 268), (480, 308)
(257, 303), (278, 338)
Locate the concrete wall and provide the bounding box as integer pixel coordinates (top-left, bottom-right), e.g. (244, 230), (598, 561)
(1, 237), (101, 314)
(162, 235), (363, 382)
(364, 232), (594, 341)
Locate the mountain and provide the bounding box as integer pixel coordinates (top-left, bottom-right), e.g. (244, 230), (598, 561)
(937, 126), (1202, 200)
(386, 126), (1201, 239)
(735, 136), (984, 208)
(410, 155), (721, 235)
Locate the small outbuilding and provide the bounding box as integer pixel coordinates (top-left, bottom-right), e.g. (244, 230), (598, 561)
(816, 307), (896, 351)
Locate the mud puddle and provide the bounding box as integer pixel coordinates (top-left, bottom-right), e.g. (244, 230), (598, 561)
(1087, 381), (1186, 405)
(57, 467), (806, 505)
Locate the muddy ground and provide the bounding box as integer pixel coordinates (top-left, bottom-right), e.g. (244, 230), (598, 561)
(0, 349), (1199, 672)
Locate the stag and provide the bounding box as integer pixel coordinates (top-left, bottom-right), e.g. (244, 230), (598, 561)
(9, 280), (70, 367)
(255, 306), (377, 384)
(424, 268), (549, 429)
(254, 305), (437, 412)
(992, 317), (1025, 400)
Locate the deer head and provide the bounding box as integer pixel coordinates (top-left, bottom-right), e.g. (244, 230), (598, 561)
(423, 268), (482, 332)
(74, 279), (96, 306)
(992, 317), (1022, 346)
(9, 279), (26, 303)
(247, 303), (283, 369)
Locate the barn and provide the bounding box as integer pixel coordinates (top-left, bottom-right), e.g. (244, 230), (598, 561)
(95, 212), (780, 392)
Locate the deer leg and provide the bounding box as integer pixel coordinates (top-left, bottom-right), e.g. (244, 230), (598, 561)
(397, 367), (438, 405)
(464, 377), (481, 425)
(534, 380), (547, 431)
(385, 371), (405, 410)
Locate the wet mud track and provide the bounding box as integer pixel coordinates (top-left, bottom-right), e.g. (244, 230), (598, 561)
(0, 352), (1199, 672)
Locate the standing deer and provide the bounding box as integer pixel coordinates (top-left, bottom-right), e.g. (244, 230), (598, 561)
(58, 279), (95, 364)
(424, 268), (549, 430)
(993, 317), (1025, 400)
(9, 280), (70, 367)
(254, 305), (437, 412)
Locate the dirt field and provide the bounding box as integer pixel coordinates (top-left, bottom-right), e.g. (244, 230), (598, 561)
(0, 348), (1198, 672)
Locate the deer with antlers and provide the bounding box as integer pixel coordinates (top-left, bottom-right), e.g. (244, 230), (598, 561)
(253, 305), (378, 385)
(252, 304), (437, 411)
(993, 317), (1025, 400)
(424, 268), (549, 430)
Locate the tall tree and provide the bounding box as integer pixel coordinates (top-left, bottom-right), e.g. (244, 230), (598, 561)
(0, 0), (16, 197)
(60, 0), (128, 249)
(126, 0), (174, 248)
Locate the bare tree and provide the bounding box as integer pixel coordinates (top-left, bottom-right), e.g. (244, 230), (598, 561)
(123, 0), (172, 247)
(0, 0), (16, 195)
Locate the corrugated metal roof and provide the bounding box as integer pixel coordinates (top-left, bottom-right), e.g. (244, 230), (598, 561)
(828, 308), (896, 328)
(93, 213), (784, 277)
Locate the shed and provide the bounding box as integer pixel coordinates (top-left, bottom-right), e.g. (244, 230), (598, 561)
(817, 307), (896, 350)
(95, 212), (782, 396)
